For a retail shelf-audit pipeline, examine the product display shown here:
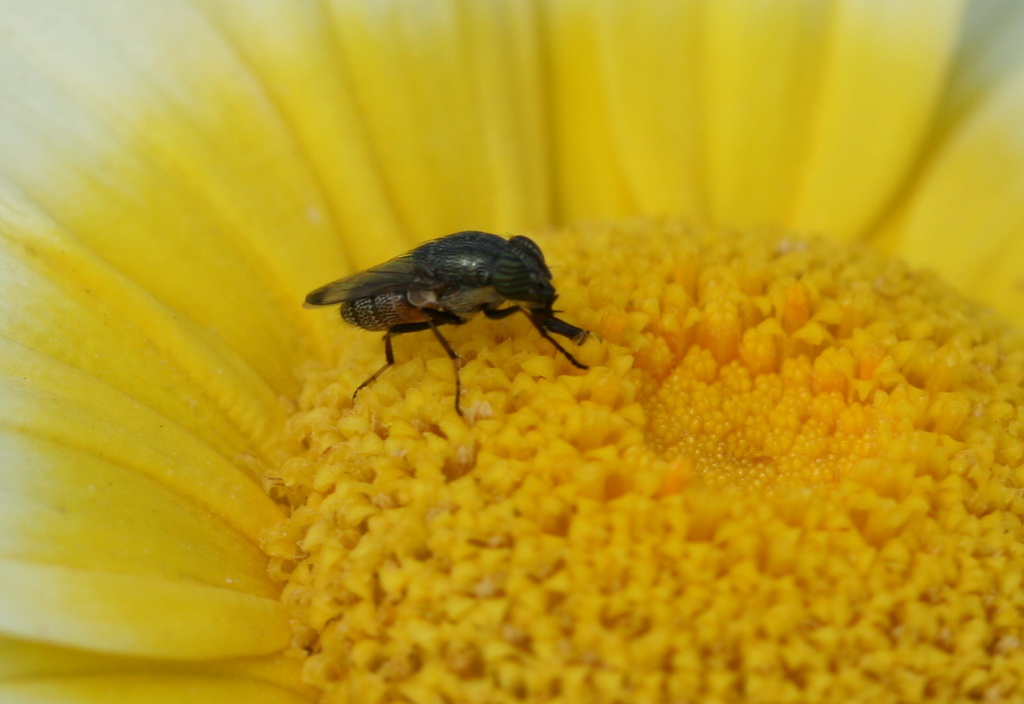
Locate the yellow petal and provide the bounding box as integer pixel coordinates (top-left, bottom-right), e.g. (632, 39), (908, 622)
(0, 364), (288, 657)
(548, 1), (966, 240)
(894, 63), (1024, 328)
(0, 370), (280, 594)
(0, 636), (314, 702)
(702, 0), (831, 227)
(190, 0), (409, 263)
(0, 675), (308, 704)
(0, 1), (308, 666)
(546, 1), (702, 221)
(0, 189), (283, 457)
(0, 226), (288, 658)
(788, 0), (964, 239)
(198, 0), (553, 246)
(0, 1), (348, 368)
(0, 562), (288, 658)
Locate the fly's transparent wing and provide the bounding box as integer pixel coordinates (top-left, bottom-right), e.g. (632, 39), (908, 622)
(303, 254), (431, 308)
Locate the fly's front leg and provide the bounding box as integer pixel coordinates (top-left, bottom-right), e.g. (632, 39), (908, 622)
(487, 306), (590, 370)
(544, 316), (590, 346)
(483, 306), (521, 321)
(527, 311), (589, 370)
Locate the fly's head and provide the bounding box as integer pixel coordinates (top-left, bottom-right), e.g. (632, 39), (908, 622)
(492, 236), (590, 350)
(492, 235), (557, 308)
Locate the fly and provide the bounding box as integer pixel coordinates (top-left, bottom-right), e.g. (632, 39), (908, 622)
(304, 231), (591, 415)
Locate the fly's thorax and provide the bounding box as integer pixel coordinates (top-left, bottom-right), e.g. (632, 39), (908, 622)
(341, 292), (426, 331)
(413, 231), (505, 287)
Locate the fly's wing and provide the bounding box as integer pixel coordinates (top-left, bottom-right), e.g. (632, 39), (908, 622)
(304, 254), (430, 308)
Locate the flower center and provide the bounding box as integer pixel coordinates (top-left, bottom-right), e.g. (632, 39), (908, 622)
(266, 220), (1024, 702)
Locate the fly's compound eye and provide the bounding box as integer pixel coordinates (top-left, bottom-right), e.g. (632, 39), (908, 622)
(493, 250), (552, 304)
(492, 253), (531, 299)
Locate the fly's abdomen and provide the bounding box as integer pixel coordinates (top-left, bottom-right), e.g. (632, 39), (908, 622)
(341, 293), (424, 331)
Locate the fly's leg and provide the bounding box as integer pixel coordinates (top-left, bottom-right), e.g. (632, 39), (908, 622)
(353, 321), (432, 402)
(421, 309), (467, 415)
(544, 316), (591, 347)
(531, 319), (588, 369)
(529, 311), (589, 370)
(425, 317), (464, 416)
(483, 306), (521, 321)
(354, 312), (467, 415)
(485, 306), (590, 370)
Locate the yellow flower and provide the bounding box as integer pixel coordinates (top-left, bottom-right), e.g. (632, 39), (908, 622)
(1, 2), (1023, 703)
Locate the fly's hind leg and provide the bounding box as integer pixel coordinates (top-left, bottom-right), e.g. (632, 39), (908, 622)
(423, 310), (466, 416)
(354, 312), (467, 415)
(353, 321), (432, 402)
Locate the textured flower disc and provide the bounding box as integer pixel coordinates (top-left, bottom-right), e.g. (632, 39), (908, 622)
(269, 221), (1024, 703)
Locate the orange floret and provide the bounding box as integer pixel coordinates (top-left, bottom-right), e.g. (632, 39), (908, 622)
(266, 221), (1024, 703)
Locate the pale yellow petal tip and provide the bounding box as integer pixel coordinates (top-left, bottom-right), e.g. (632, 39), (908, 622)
(268, 220), (1024, 701)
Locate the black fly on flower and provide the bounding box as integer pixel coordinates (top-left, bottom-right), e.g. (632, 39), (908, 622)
(304, 231), (591, 416)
